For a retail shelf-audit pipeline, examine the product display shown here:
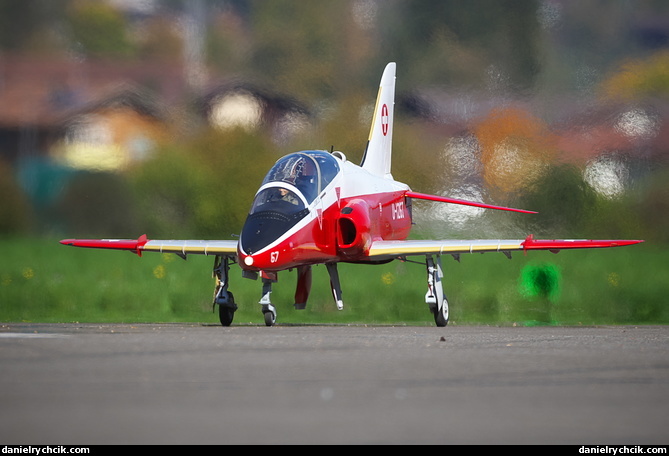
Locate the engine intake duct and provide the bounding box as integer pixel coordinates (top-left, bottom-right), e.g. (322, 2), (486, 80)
(337, 199), (371, 257)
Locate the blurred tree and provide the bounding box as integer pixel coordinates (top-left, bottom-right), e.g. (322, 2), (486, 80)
(66, 0), (136, 59)
(247, 0), (366, 101)
(599, 50), (669, 101)
(128, 126), (276, 238)
(377, 0), (542, 91)
(52, 171), (139, 237)
(626, 168), (669, 244)
(518, 163), (598, 238)
(0, 0), (68, 54)
(0, 161), (34, 235)
(551, 1), (650, 76)
(205, 0), (253, 76)
(137, 15), (184, 62)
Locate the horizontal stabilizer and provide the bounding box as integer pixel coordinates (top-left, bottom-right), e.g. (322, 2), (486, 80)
(406, 191), (537, 214)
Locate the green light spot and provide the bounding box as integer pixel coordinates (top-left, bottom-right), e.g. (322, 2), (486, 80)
(519, 262), (561, 302)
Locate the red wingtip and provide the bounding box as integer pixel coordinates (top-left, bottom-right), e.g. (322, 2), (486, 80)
(522, 236), (644, 252)
(59, 235), (150, 256)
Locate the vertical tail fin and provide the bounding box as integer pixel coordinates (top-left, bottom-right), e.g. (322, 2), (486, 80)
(361, 62), (396, 179)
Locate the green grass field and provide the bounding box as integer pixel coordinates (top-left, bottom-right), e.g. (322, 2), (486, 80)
(1, 237), (666, 326)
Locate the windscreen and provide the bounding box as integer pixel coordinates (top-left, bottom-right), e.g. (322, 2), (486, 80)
(261, 151), (340, 203)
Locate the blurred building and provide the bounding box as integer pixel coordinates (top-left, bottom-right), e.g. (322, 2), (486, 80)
(52, 83), (170, 172)
(0, 52), (313, 172)
(0, 53), (184, 169)
(199, 82), (312, 144)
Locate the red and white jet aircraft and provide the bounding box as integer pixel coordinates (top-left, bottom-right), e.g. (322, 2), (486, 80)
(61, 63), (643, 327)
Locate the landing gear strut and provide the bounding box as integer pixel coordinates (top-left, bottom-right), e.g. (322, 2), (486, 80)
(326, 263), (344, 310)
(259, 273), (277, 326)
(426, 255), (449, 327)
(213, 256), (237, 326)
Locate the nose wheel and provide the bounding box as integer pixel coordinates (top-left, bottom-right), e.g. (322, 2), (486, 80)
(262, 304), (277, 326)
(260, 274), (278, 326)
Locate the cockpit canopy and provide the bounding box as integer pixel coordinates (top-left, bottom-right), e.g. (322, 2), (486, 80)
(260, 150), (340, 203)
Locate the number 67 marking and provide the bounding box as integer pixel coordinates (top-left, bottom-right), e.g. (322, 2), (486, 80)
(270, 251), (279, 263)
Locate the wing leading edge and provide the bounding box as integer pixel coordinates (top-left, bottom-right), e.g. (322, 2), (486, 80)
(367, 235), (643, 261)
(60, 235), (238, 258)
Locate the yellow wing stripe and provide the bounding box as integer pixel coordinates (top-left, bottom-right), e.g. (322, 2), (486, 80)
(368, 240), (525, 258)
(143, 240), (238, 256)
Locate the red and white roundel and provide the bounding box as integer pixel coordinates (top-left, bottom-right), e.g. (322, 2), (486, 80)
(381, 104), (389, 136)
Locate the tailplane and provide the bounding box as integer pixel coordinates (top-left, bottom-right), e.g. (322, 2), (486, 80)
(361, 62), (396, 179)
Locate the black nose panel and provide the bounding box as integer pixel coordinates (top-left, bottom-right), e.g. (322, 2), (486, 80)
(240, 208), (309, 255)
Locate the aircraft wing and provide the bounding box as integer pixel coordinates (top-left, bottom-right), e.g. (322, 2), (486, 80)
(60, 235), (238, 258)
(367, 235), (643, 261)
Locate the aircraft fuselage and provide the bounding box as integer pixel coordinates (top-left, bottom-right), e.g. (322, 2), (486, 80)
(237, 150), (411, 272)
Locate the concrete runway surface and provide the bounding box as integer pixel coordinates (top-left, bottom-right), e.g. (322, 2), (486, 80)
(0, 323), (667, 445)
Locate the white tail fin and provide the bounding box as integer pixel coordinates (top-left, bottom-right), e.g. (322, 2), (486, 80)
(361, 62), (396, 179)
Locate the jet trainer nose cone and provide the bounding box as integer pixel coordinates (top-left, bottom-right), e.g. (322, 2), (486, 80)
(239, 150), (342, 268)
(240, 190), (310, 257)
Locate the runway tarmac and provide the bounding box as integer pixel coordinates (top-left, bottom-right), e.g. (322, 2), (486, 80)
(0, 323), (667, 445)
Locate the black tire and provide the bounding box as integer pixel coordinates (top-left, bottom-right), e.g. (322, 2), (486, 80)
(263, 308), (276, 327)
(433, 297), (449, 327)
(218, 292), (235, 326)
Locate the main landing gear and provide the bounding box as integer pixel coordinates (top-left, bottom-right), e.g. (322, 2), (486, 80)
(213, 256), (237, 326)
(425, 255), (449, 327)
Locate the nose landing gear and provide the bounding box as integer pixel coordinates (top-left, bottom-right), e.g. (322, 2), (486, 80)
(260, 274), (277, 326)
